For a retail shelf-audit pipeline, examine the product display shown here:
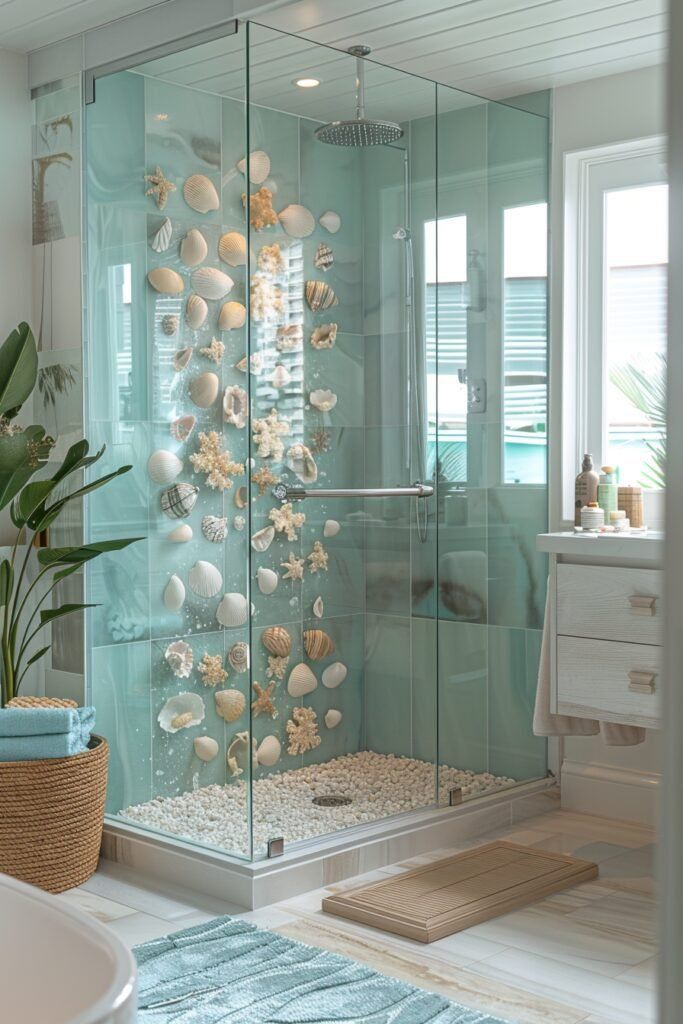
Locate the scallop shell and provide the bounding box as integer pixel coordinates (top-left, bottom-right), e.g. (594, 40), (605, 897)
(147, 449), (183, 485)
(202, 514), (228, 543)
(257, 567), (279, 595)
(183, 174), (219, 213)
(216, 592), (248, 628)
(163, 574), (186, 611)
(223, 385), (248, 428)
(314, 242), (333, 272)
(158, 692), (204, 733)
(214, 688), (245, 723)
(251, 526), (275, 552)
(236, 150), (271, 185)
(189, 371), (219, 408)
(185, 293), (208, 329)
(161, 482), (199, 519)
(194, 735), (219, 761)
(310, 323), (337, 349)
(168, 524), (193, 543)
(218, 231), (247, 267)
(161, 313), (179, 336)
(324, 709), (342, 729)
(305, 280), (338, 312)
(219, 301), (247, 330)
(191, 267), (234, 301)
(164, 640), (193, 678)
(271, 364), (290, 389)
(303, 628), (335, 661)
(188, 560), (223, 598)
(262, 625), (291, 657)
(276, 324), (303, 351)
(312, 596), (324, 619)
(148, 266), (184, 295)
(323, 519), (340, 538)
(256, 734), (281, 767)
(228, 641), (249, 673)
(151, 217), (172, 253)
(173, 347), (193, 372)
(287, 662), (317, 697)
(278, 203), (315, 238)
(319, 210), (341, 234)
(234, 485), (248, 509)
(179, 228), (208, 268)
(322, 661), (347, 689)
(286, 443), (317, 485)
(170, 414), (196, 442)
(309, 388), (337, 412)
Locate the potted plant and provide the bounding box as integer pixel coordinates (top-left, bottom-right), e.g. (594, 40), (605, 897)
(0, 322), (140, 892)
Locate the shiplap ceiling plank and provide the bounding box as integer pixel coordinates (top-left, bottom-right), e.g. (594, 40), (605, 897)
(0, 0), (164, 51)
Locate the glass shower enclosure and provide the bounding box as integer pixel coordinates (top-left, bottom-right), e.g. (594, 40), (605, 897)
(85, 21), (549, 863)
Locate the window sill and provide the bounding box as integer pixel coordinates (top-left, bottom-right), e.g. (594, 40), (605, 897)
(537, 531), (663, 563)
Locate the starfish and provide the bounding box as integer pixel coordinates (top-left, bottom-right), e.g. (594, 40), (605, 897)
(197, 653), (228, 688)
(269, 502), (305, 541)
(251, 465), (278, 495)
(190, 431), (244, 491)
(251, 681), (278, 719)
(199, 337), (224, 364)
(144, 166), (176, 209)
(266, 655), (289, 681)
(307, 540), (328, 573)
(281, 551), (305, 581)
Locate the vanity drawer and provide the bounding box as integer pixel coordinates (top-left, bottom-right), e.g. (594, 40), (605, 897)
(556, 564), (662, 645)
(556, 635), (661, 728)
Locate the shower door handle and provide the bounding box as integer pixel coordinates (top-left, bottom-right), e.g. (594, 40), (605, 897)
(272, 482), (434, 502)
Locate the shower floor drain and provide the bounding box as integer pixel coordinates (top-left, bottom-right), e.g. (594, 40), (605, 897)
(312, 795), (352, 807)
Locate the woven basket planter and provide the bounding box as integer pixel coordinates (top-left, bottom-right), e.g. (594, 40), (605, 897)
(0, 735), (109, 893)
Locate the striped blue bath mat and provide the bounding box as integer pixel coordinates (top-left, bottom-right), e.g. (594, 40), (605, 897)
(134, 916), (511, 1023)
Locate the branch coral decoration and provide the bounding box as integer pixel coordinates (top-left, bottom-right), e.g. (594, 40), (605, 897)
(144, 166), (176, 209)
(266, 655), (289, 681)
(252, 408), (289, 460)
(198, 653), (228, 688)
(242, 186), (278, 230)
(307, 540), (329, 573)
(189, 431), (244, 491)
(258, 242), (285, 275)
(270, 502), (306, 542)
(199, 337), (225, 364)
(251, 465), (278, 495)
(251, 681), (278, 719)
(286, 706), (321, 755)
(280, 551), (305, 581)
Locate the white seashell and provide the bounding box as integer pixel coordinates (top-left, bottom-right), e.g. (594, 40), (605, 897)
(185, 293), (208, 329)
(219, 301), (247, 330)
(310, 323), (337, 349)
(188, 560), (223, 598)
(194, 736), (219, 761)
(309, 388), (337, 412)
(235, 353), (262, 375)
(236, 150), (271, 185)
(161, 314), (179, 336)
(168, 524), (192, 543)
(287, 662), (317, 697)
(322, 661), (347, 689)
(180, 228), (208, 267)
(218, 231), (247, 267)
(163, 574), (186, 612)
(313, 596), (324, 618)
(215, 688), (245, 723)
(216, 592), (248, 628)
(148, 266), (184, 295)
(173, 347), (193, 372)
(158, 691), (204, 732)
(319, 210), (341, 234)
(234, 485), (247, 509)
(276, 324), (303, 351)
(151, 217), (172, 253)
(202, 514), (227, 543)
(223, 385), (248, 428)
(234, 515), (246, 531)
(191, 266), (234, 301)
(147, 449), (183, 485)
(286, 443), (317, 485)
(164, 640), (193, 677)
(323, 519), (340, 538)
(278, 203), (315, 238)
(160, 482), (199, 519)
(251, 526), (275, 552)
(189, 371), (219, 408)
(170, 414), (196, 442)
(228, 641), (249, 673)
(256, 734), (281, 767)
(227, 730), (257, 776)
(271, 364), (290, 389)
(183, 174), (219, 213)
(324, 709), (342, 729)
(257, 567), (278, 595)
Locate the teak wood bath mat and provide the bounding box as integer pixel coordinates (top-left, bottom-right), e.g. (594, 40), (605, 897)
(322, 841), (598, 943)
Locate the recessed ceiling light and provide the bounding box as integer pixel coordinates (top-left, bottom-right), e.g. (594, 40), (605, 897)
(294, 77), (320, 88)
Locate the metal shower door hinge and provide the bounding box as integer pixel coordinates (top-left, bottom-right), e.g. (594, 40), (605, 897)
(267, 837), (284, 858)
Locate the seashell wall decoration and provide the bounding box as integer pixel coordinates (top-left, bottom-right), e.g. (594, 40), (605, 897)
(312, 595), (324, 618)
(145, 166), (175, 209)
(215, 688), (245, 723)
(173, 347), (193, 372)
(168, 524), (192, 543)
(236, 149), (271, 185)
(216, 592), (249, 628)
(257, 567), (279, 595)
(163, 574), (186, 612)
(270, 364), (291, 389)
(148, 266), (184, 295)
(310, 323), (337, 350)
(188, 560), (223, 598)
(219, 300), (247, 330)
(180, 227), (208, 267)
(305, 280), (338, 312)
(309, 388), (337, 412)
(278, 203), (315, 238)
(314, 242), (334, 272)
(161, 483), (199, 519)
(258, 242), (285, 275)
(202, 514), (228, 543)
(158, 692), (204, 733)
(151, 217), (172, 253)
(183, 174), (219, 213)
(227, 730), (257, 776)
(218, 231), (247, 267)
(199, 337), (224, 364)
(170, 414), (196, 442)
(228, 641), (249, 673)
(191, 267), (234, 301)
(189, 371), (219, 408)
(262, 625), (291, 657)
(235, 352), (263, 375)
(286, 443), (317, 485)
(324, 709), (342, 729)
(319, 210), (341, 234)
(164, 640), (193, 678)
(322, 661), (347, 689)
(161, 313), (179, 336)
(286, 706), (321, 755)
(323, 519), (341, 537)
(303, 628), (335, 661)
(234, 485), (247, 509)
(243, 186), (278, 230)
(198, 653), (228, 688)
(194, 735), (219, 761)
(287, 662), (317, 697)
(276, 324), (303, 351)
(223, 385), (248, 428)
(251, 525), (275, 552)
(256, 734), (281, 767)
(185, 294), (208, 330)
(147, 449), (183, 486)
(234, 515), (246, 531)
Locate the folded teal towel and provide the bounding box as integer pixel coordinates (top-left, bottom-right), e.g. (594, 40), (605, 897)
(0, 706), (96, 761)
(0, 732), (89, 761)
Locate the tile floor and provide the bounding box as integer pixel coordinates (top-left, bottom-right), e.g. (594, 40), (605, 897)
(61, 809), (657, 1024)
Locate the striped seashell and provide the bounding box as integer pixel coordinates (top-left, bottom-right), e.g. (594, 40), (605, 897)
(236, 150), (271, 185)
(218, 231), (247, 267)
(314, 242), (333, 272)
(189, 371), (219, 408)
(147, 449), (183, 485)
(310, 323), (337, 349)
(191, 267), (234, 301)
(161, 313), (179, 336)
(228, 641), (249, 673)
(278, 203), (315, 238)
(170, 414), (196, 442)
(173, 347), (193, 372)
(202, 514), (228, 543)
(216, 592), (249, 628)
(180, 227), (208, 267)
(319, 210), (341, 234)
(214, 688), (245, 723)
(287, 662), (317, 697)
(183, 174), (219, 213)
(219, 300), (247, 330)
(303, 628), (335, 661)
(148, 266), (184, 295)
(305, 280), (338, 312)
(163, 574), (185, 611)
(262, 625), (291, 657)
(185, 293), (208, 330)
(160, 482), (199, 519)
(151, 217), (172, 253)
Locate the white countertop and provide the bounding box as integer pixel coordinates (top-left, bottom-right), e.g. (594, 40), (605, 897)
(537, 531), (664, 561)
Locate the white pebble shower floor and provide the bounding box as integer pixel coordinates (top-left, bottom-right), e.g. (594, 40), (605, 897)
(120, 751), (516, 857)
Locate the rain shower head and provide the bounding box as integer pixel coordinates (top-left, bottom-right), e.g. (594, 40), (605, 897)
(315, 45), (404, 147)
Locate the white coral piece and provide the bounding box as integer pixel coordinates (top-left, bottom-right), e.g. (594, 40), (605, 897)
(164, 640), (193, 678)
(286, 706), (321, 755)
(307, 540), (329, 573)
(189, 431), (244, 491)
(252, 408), (289, 460)
(269, 502), (305, 542)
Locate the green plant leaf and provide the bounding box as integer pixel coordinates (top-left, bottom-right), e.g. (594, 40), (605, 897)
(23, 646), (51, 670)
(51, 439), (105, 485)
(0, 426), (53, 512)
(25, 464), (133, 532)
(39, 603), (96, 627)
(10, 478), (57, 528)
(0, 559), (13, 606)
(37, 538), (142, 568)
(0, 322), (38, 418)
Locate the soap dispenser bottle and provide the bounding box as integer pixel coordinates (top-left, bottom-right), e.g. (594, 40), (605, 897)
(575, 454), (600, 525)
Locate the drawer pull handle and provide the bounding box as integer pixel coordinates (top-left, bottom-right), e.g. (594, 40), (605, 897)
(628, 595), (657, 616)
(628, 670), (656, 694)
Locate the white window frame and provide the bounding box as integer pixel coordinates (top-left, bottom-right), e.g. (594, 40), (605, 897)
(562, 134), (667, 525)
